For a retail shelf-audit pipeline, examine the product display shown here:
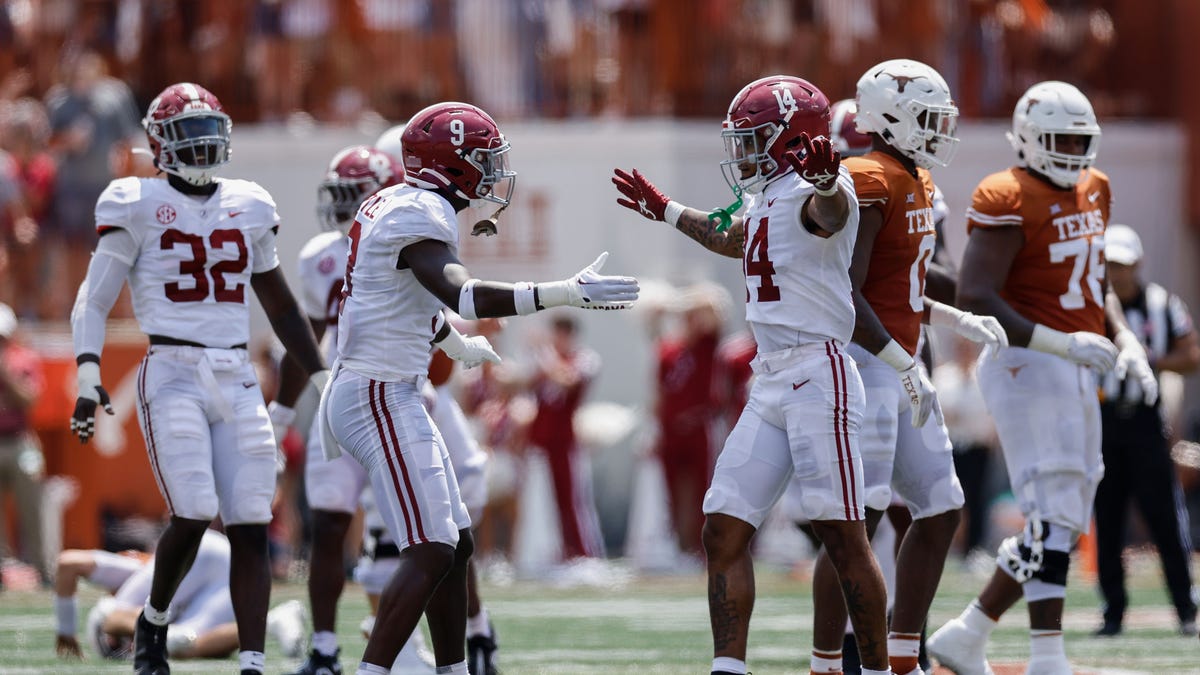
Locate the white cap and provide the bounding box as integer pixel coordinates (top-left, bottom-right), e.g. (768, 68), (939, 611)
(0, 303), (16, 338)
(1105, 223), (1143, 265)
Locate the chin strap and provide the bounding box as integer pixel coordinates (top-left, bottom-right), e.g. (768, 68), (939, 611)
(707, 185), (744, 232)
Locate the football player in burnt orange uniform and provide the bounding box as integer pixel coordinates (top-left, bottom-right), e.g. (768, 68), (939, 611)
(927, 82), (1157, 675)
(808, 60), (1008, 675)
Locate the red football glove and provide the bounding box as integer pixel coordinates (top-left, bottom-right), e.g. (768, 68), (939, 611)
(784, 133), (841, 195)
(612, 168), (671, 222)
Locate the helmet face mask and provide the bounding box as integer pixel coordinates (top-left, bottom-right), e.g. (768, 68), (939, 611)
(719, 76), (832, 195)
(855, 59), (959, 169)
(143, 83), (232, 186)
(463, 142), (516, 206)
(1008, 81), (1101, 188)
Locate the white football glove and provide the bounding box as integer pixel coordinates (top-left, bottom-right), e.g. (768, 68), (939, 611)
(267, 401), (296, 445)
(897, 361), (941, 428)
(877, 340), (941, 428)
(929, 302), (1009, 352)
(1029, 324), (1118, 371)
(1113, 329), (1158, 405)
(435, 326), (502, 369)
(538, 252), (639, 310)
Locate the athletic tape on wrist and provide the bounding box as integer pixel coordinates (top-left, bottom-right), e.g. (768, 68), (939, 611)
(513, 281), (538, 315)
(458, 279), (480, 321)
(664, 200), (685, 226)
(876, 339), (915, 372)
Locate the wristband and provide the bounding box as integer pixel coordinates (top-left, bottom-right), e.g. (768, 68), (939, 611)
(814, 184), (838, 198)
(267, 401), (296, 428)
(457, 279), (480, 321)
(664, 200), (685, 227)
(513, 281), (538, 315)
(1028, 323), (1072, 357)
(876, 339), (916, 372)
(55, 595), (77, 637)
(77, 361), (101, 396)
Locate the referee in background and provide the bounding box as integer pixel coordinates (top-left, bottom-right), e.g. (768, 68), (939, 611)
(1094, 224), (1200, 637)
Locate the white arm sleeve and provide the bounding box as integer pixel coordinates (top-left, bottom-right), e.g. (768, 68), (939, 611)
(70, 229), (137, 358)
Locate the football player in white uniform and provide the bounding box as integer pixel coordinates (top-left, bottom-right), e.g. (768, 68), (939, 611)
(613, 76), (891, 675)
(52, 530), (307, 662)
(68, 82), (328, 675)
(274, 144), (499, 675)
(324, 101), (638, 675)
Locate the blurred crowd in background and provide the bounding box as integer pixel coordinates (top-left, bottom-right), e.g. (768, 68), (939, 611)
(0, 0), (1171, 324)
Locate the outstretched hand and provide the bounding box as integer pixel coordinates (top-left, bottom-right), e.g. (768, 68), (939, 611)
(612, 169), (671, 222)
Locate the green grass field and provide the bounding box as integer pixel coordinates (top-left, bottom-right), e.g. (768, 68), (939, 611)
(1, 556), (1196, 674)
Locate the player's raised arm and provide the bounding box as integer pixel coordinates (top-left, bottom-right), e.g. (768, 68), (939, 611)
(611, 168), (745, 258)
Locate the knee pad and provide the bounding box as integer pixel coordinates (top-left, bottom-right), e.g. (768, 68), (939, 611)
(997, 518), (1072, 586)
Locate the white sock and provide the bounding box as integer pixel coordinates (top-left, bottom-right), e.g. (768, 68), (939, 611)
(143, 600), (170, 626)
(55, 596), (77, 637)
(810, 649), (842, 673)
(355, 663), (390, 675)
(711, 656), (747, 674)
(861, 669), (893, 675)
(435, 662), (468, 674)
(1029, 629), (1065, 660)
(312, 630), (338, 656)
(961, 600), (998, 636)
(467, 606), (491, 638)
(238, 650), (265, 672)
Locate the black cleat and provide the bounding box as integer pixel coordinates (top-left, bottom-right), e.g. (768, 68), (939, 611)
(133, 611), (170, 675)
(285, 648), (342, 675)
(468, 623), (500, 675)
(1092, 621), (1122, 637)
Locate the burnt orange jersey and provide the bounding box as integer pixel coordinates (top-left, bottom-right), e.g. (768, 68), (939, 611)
(966, 167), (1112, 335)
(846, 151), (939, 355)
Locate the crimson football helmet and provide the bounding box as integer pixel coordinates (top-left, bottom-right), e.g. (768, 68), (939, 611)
(400, 102), (515, 205)
(317, 145), (402, 234)
(720, 76), (832, 194)
(829, 99), (872, 158)
(143, 82), (231, 186)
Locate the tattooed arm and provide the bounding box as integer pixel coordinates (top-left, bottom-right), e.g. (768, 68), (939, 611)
(612, 168), (744, 259)
(673, 207), (745, 259)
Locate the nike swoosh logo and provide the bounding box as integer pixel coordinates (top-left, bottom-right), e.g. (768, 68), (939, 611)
(792, 379), (810, 391)
(767, 198), (777, 208)
(1088, 192), (1100, 203)
(243, 381), (256, 388)
(228, 210), (245, 218)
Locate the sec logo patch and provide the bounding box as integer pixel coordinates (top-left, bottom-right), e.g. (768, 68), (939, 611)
(156, 204), (177, 224)
(317, 255), (336, 274)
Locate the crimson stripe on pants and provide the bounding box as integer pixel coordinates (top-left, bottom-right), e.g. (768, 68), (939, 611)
(368, 379), (417, 545)
(137, 357), (174, 514)
(376, 380), (429, 545)
(831, 341), (859, 517)
(826, 341), (852, 520)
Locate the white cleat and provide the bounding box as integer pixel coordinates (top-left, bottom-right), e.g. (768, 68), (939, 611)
(1025, 655), (1073, 675)
(266, 599), (309, 659)
(928, 618), (995, 675)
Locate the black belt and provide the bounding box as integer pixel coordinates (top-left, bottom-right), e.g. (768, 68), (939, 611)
(366, 528), (400, 560)
(149, 335), (247, 349)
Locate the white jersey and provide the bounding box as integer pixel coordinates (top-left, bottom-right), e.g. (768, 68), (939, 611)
(740, 169), (859, 352)
(94, 177), (281, 348)
(296, 230), (348, 366)
(337, 184), (456, 381)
